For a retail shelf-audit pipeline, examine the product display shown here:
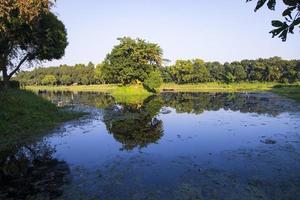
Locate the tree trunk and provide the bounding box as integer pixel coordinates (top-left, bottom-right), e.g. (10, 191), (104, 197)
(2, 67), (9, 89)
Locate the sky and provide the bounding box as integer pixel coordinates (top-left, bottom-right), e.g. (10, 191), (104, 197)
(44, 0), (300, 67)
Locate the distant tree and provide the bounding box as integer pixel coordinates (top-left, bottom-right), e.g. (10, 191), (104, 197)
(231, 62), (247, 82)
(41, 75), (56, 85)
(87, 61), (95, 68)
(101, 37), (163, 85)
(169, 60), (194, 84)
(247, 0), (300, 41)
(95, 63), (105, 84)
(0, 0), (67, 88)
(60, 75), (72, 85)
(143, 71), (163, 92)
(206, 61), (226, 82)
(14, 58), (300, 85)
(159, 67), (173, 83)
(192, 59), (211, 82)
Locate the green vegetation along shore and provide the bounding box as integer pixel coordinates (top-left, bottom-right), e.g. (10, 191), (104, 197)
(0, 89), (84, 149)
(26, 82), (300, 102)
(26, 82), (277, 92)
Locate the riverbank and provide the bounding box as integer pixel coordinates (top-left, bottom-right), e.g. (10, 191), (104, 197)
(25, 82), (286, 93)
(25, 83), (300, 101)
(0, 89), (84, 149)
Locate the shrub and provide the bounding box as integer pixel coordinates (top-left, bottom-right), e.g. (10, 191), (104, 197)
(143, 71), (163, 93)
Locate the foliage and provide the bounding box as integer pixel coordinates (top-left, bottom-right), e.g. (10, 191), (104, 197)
(15, 62), (97, 86)
(95, 62), (105, 84)
(167, 59), (210, 84)
(143, 71), (163, 92)
(15, 57), (300, 86)
(60, 75), (72, 85)
(100, 37), (163, 85)
(166, 57), (299, 84)
(247, 0), (300, 41)
(111, 85), (151, 105)
(41, 75), (56, 85)
(0, 0), (67, 86)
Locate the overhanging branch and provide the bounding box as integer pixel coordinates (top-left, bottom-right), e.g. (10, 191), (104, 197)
(8, 54), (30, 78)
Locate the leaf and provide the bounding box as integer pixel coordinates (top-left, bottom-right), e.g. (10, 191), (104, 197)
(282, 6), (296, 19)
(292, 17), (300, 26)
(254, 0), (267, 11)
(271, 20), (285, 27)
(283, 0), (299, 6)
(267, 0), (276, 10)
(279, 29), (288, 41)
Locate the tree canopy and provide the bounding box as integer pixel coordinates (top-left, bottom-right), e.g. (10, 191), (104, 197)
(247, 0), (300, 41)
(100, 37), (163, 85)
(0, 0), (67, 87)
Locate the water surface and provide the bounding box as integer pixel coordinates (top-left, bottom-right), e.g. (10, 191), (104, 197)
(1, 92), (300, 200)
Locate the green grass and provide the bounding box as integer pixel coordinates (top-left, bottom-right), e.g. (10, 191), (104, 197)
(26, 84), (118, 92)
(0, 89), (84, 149)
(25, 82), (300, 102)
(111, 85), (151, 105)
(26, 82), (278, 93)
(160, 82), (277, 92)
(271, 84), (300, 102)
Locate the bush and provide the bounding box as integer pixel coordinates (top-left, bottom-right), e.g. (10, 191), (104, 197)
(143, 71), (163, 93)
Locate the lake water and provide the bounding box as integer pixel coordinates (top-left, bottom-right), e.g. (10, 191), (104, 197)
(1, 92), (300, 200)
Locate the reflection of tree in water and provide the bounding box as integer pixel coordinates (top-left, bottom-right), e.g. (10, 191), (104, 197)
(0, 142), (70, 199)
(39, 91), (298, 117)
(103, 96), (164, 151)
(162, 92), (296, 116)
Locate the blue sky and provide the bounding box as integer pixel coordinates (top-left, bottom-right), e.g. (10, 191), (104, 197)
(45, 0), (300, 66)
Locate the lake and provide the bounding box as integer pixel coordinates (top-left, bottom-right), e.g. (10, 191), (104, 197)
(1, 91), (300, 200)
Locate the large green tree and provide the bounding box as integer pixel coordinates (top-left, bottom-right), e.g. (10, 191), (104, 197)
(247, 0), (300, 41)
(101, 37), (163, 85)
(0, 0), (67, 88)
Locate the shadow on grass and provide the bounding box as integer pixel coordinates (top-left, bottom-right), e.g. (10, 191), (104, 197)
(271, 84), (300, 102)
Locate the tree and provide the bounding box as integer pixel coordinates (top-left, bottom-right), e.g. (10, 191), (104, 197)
(192, 59), (211, 82)
(247, 0), (300, 41)
(169, 60), (194, 84)
(60, 75), (71, 85)
(41, 75), (56, 85)
(0, 0), (67, 88)
(206, 61), (226, 82)
(231, 62), (247, 82)
(143, 71), (163, 92)
(95, 63), (105, 84)
(101, 37), (163, 85)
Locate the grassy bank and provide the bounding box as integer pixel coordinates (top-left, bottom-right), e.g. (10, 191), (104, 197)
(25, 82), (300, 102)
(26, 84), (118, 92)
(0, 89), (84, 149)
(271, 85), (300, 102)
(160, 82), (277, 92)
(112, 85), (151, 105)
(26, 83), (277, 93)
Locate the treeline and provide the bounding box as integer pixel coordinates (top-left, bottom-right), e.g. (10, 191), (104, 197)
(15, 57), (300, 85)
(15, 62), (99, 86)
(162, 57), (300, 84)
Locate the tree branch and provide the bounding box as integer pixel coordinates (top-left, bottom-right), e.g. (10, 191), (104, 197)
(8, 54), (29, 79)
